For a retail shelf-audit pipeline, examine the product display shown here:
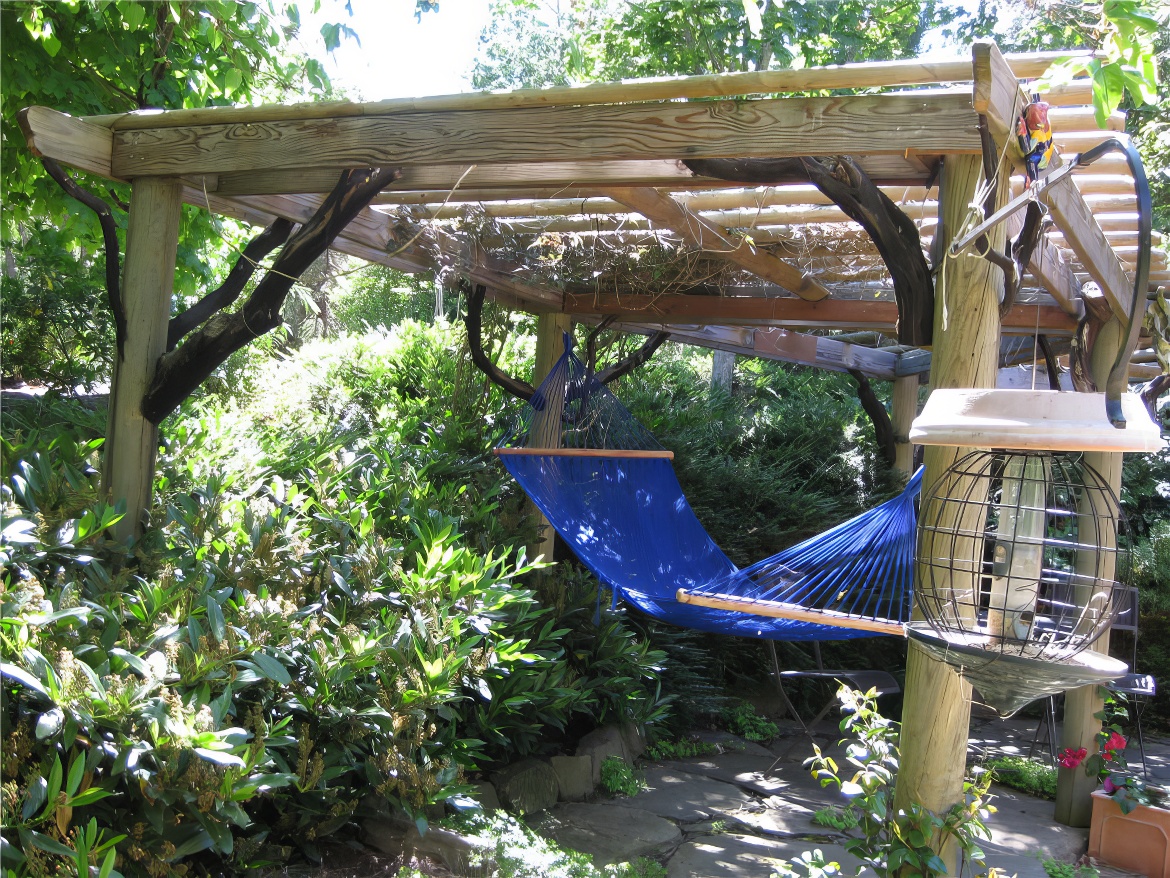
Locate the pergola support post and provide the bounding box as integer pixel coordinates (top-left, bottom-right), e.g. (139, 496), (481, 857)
(529, 312), (574, 565)
(102, 177), (182, 542)
(1055, 317), (1126, 826)
(891, 374), (919, 476)
(894, 154), (1007, 873)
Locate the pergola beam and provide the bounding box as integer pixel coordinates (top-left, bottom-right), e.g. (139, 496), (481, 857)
(564, 292), (1076, 335)
(975, 41), (1134, 321)
(603, 186), (831, 301)
(108, 94), (982, 178)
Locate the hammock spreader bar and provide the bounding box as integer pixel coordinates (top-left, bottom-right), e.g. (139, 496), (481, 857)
(676, 590), (908, 636)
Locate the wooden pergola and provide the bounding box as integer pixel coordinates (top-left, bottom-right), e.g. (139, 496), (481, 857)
(20, 40), (1163, 860)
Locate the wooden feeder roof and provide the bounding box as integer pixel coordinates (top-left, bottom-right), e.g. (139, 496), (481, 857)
(20, 41), (1166, 381)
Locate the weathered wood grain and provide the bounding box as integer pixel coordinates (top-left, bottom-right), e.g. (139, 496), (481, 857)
(19, 106), (114, 178)
(110, 94), (981, 178)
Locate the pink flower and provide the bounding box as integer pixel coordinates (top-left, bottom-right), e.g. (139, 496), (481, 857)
(1103, 731), (1127, 756)
(1058, 747), (1088, 769)
(1104, 775), (1125, 794)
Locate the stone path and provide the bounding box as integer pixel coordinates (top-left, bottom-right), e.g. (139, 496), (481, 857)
(529, 719), (1155, 877)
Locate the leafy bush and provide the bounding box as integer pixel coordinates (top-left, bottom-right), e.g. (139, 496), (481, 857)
(776, 687), (994, 878)
(0, 324), (672, 875)
(986, 756), (1058, 799)
(0, 237), (114, 392)
(599, 757), (645, 798)
(720, 702), (779, 743)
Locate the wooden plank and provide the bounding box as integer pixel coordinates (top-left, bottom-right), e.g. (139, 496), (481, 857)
(215, 153), (934, 197)
(604, 186), (831, 301)
(110, 93), (982, 178)
(676, 589), (907, 636)
(103, 177), (183, 540)
(1042, 178), (1134, 321)
(85, 49), (1092, 132)
(563, 292), (1076, 335)
(975, 41), (1134, 320)
(18, 106), (115, 178)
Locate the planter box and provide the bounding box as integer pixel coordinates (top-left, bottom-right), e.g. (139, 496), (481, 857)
(1088, 789), (1170, 878)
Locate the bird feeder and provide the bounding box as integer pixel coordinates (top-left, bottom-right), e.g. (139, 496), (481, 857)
(906, 388), (1164, 716)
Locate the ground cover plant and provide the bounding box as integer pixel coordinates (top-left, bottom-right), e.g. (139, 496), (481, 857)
(985, 756), (1058, 799)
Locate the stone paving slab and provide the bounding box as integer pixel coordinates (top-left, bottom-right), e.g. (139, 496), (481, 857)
(982, 784), (1088, 864)
(628, 767), (761, 822)
(667, 833), (865, 878)
(530, 803), (681, 866)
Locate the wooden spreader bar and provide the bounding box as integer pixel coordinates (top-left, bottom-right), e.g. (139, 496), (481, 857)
(676, 588), (907, 636)
(493, 447), (675, 460)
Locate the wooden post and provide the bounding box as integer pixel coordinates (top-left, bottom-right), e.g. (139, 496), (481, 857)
(894, 154), (1007, 873)
(891, 374), (918, 476)
(529, 312), (573, 564)
(102, 177), (182, 542)
(711, 349), (735, 395)
(1055, 316), (1125, 826)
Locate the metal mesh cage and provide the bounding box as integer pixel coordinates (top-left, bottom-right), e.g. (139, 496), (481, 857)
(915, 450), (1128, 663)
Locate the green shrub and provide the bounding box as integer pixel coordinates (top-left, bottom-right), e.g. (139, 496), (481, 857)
(720, 702), (780, 743)
(645, 738), (718, 761)
(987, 756), (1058, 799)
(600, 757), (646, 798)
(775, 687), (995, 878)
(0, 325), (673, 875)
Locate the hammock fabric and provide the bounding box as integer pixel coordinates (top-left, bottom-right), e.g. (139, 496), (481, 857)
(495, 339), (919, 641)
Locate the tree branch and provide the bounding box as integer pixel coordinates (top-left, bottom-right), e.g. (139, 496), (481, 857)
(849, 369), (896, 467)
(463, 283), (535, 401)
(684, 157), (933, 346)
(1036, 335), (1063, 390)
(40, 158), (126, 360)
(142, 167), (400, 422)
(596, 330), (670, 385)
(464, 284), (668, 396)
(166, 218), (294, 350)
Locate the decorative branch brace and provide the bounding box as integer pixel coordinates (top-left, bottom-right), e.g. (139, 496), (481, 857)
(142, 167), (400, 422)
(463, 284), (669, 399)
(684, 156), (933, 347)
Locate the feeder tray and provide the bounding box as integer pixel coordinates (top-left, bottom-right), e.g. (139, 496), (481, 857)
(909, 389), (1165, 453)
(907, 623), (1128, 716)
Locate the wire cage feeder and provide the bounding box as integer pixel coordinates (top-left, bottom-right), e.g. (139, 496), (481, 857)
(906, 388), (1164, 716)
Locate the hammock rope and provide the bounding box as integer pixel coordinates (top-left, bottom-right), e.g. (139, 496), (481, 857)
(495, 338), (919, 641)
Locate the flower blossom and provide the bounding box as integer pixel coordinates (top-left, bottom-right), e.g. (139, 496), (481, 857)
(1102, 731), (1127, 760)
(1058, 747), (1088, 769)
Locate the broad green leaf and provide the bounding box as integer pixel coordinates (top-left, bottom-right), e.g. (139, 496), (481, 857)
(205, 595), (226, 643)
(1, 662), (51, 699)
(21, 828), (76, 859)
(249, 652), (291, 685)
(108, 648), (152, 678)
(35, 707), (64, 740)
(195, 747), (246, 769)
(65, 752), (85, 795)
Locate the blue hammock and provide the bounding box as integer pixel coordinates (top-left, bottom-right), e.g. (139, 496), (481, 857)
(496, 341), (919, 641)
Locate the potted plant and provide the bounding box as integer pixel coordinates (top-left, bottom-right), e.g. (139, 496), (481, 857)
(1061, 721), (1170, 877)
